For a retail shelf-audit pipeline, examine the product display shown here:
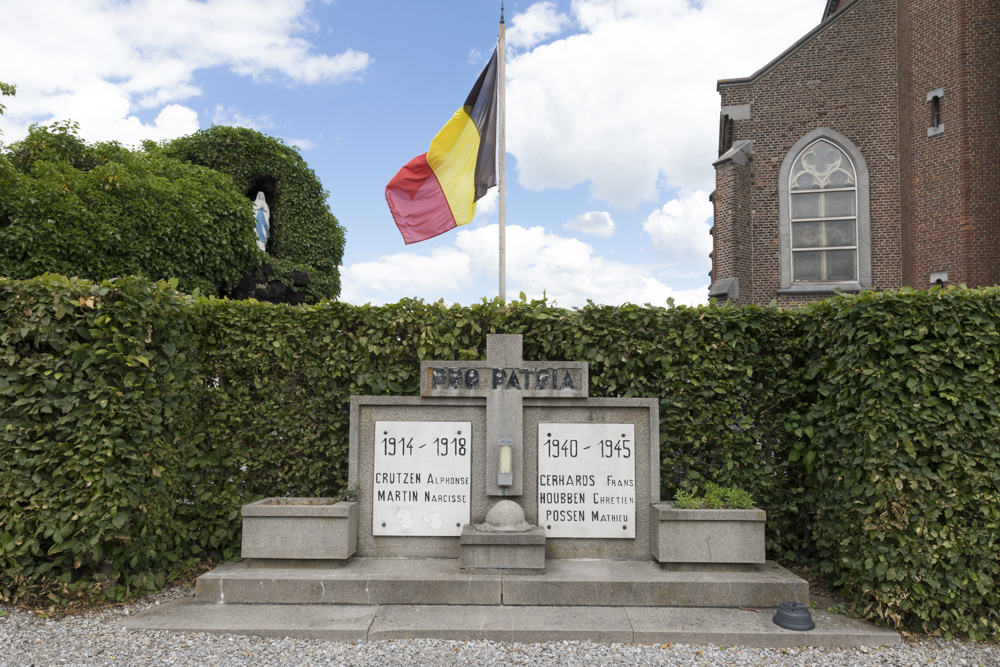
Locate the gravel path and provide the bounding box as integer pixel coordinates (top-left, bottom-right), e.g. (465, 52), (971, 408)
(1, 585), (996, 666)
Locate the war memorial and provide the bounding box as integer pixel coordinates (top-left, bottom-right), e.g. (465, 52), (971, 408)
(127, 335), (900, 646)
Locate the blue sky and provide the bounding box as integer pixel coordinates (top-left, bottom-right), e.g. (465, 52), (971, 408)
(0, 0), (826, 307)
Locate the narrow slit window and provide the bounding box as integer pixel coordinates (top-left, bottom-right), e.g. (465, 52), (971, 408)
(926, 88), (945, 136)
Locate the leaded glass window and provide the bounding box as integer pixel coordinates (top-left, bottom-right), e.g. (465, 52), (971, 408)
(789, 140), (858, 283)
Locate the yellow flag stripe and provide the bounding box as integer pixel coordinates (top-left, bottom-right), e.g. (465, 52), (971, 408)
(426, 106), (481, 226)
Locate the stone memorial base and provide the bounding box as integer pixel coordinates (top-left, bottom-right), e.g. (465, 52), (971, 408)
(193, 557), (807, 608)
(123, 336), (900, 646)
(126, 557), (901, 648)
(125, 598), (902, 647)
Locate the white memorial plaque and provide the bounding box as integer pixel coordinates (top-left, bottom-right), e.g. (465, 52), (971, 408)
(373, 421), (471, 536)
(538, 423), (636, 538)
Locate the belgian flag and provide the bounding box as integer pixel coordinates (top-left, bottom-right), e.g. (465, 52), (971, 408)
(386, 48), (499, 244)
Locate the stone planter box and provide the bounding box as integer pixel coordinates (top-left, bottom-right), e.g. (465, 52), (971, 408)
(241, 498), (357, 562)
(650, 503), (765, 564)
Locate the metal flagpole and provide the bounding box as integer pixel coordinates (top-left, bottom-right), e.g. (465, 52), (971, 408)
(498, 2), (507, 302)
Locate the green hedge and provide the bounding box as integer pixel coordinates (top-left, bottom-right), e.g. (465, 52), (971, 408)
(0, 123), (259, 297)
(0, 276), (997, 640)
(0, 275), (202, 602)
(804, 288), (1000, 640)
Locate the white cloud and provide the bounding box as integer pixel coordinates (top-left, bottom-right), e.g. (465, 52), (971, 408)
(340, 246), (474, 305)
(506, 0), (821, 207)
(564, 211), (616, 238)
(0, 0), (371, 145)
(209, 107), (316, 150)
(212, 105), (274, 131)
(463, 225), (702, 306)
(341, 223), (707, 308)
(283, 137), (318, 151)
(506, 2), (571, 50)
(642, 189), (713, 268)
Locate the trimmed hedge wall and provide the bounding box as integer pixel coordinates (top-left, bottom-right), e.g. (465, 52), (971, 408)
(804, 288), (1000, 640)
(0, 275), (203, 602)
(0, 276), (997, 640)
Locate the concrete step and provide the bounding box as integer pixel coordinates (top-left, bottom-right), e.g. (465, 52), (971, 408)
(195, 558), (808, 608)
(503, 559), (807, 607)
(123, 599), (902, 648)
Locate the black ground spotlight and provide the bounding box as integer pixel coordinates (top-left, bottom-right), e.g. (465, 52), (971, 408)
(773, 602), (815, 631)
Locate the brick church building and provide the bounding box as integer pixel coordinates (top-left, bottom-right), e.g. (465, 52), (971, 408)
(709, 0), (999, 306)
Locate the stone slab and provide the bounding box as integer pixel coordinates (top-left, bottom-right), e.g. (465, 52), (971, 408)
(246, 558), (345, 569)
(653, 506), (767, 522)
(522, 399), (659, 560)
(195, 559), (502, 606)
(501, 559), (808, 608)
(369, 605), (631, 643)
(350, 397), (489, 558)
(242, 498), (355, 518)
(241, 500), (357, 561)
(122, 598), (376, 641)
(124, 600), (900, 648)
(626, 606), (902, 648)
(459, 525), (547, 545)
(349, 396), (659, 562)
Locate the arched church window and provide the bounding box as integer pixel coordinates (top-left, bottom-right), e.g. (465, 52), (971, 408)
(788, 140), (858, 283)
(777, 128), (870, 293)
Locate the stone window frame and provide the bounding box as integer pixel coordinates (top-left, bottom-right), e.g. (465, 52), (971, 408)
(777, 128), (871, 294)
(927, 87), (945, 136)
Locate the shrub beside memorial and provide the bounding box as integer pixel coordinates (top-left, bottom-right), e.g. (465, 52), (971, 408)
(803, 288), (1000, 641)
(671, 482), (755, 510)
(0, 276), (997, 640)
(0, 275), (203, 603)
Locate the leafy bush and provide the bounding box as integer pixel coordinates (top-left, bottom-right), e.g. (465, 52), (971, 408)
(802, 287), (1000, 640)
(673, 482), (755, 509)
(159, 126), (345, 302)
(0, 81), (14, 116)
(0, 122), (259, 296)
(0, 275), (203, 603)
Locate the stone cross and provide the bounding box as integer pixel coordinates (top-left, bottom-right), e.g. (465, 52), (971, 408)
(420, 334), (588, 496)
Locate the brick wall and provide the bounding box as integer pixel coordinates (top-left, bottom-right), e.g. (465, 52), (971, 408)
(966, 0), (1000, 287)
(902, 0), (1000, 287)
(711, 158), (752, 290)
(896, 0), (914, 286)
(711, 0), (999, 306)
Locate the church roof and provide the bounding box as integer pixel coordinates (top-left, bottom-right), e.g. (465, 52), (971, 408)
(824, 0), (851, 19)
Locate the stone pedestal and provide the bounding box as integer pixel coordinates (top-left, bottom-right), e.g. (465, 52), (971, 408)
(459, 524), (546, 573)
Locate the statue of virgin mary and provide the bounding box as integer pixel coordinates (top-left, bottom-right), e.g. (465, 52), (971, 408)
(252, 191), (270, 252)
